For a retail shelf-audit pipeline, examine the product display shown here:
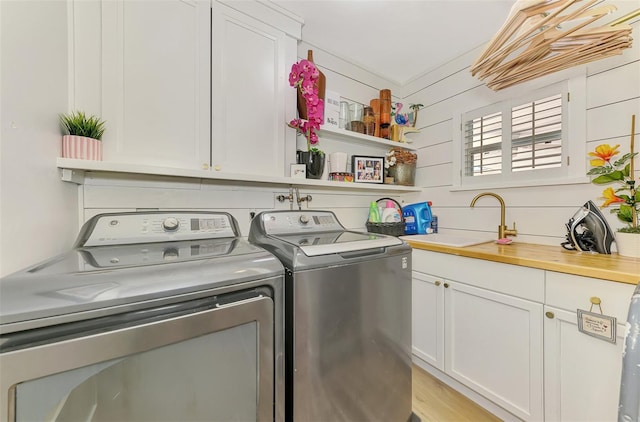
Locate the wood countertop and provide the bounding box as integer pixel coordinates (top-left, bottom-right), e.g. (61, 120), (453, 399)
(404, 240), (640, 285)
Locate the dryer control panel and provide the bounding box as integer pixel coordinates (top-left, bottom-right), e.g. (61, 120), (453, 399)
(260, 211), (343, 235)
(78, 212), (238, 247)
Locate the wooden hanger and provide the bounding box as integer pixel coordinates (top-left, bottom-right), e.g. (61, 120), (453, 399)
(472, 0), (639, 91)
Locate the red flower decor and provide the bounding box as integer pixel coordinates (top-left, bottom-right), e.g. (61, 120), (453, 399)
(288, 59), (324, 151)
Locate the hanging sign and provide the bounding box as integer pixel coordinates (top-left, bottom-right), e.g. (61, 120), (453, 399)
(577, 309), (616, 344)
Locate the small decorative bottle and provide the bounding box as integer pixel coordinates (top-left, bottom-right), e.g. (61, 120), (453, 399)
(379, 89), (392, 139)
(363, 106), (376, 136)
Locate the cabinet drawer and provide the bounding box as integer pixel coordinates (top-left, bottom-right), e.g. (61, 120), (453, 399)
(412, 250), (544, 302)
(545, 271), (636, 321)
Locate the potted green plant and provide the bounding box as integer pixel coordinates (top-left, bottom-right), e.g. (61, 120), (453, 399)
(288, 58), (325, 179)
(60, 111), (106, 160)
(587, 116), (639, 257)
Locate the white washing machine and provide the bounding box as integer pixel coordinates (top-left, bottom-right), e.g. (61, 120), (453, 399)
(0, 211), (284, 422)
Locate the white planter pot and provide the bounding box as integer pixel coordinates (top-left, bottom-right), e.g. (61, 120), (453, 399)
(62, 135), (102, 160)
(615, 231), (640, 258)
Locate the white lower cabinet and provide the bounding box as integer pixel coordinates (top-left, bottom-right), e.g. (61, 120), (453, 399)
(543, 306), (626, 422)
(412, 272), (444, 370)
(445, 281), (543, 421)
(544, 271), (635, 422)
(412, 249), (635, 422)
(412, 250), (544, 421)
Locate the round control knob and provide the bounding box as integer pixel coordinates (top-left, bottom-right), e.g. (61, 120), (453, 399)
(299, 215), (310, 225)
(162, 217), (180, 232)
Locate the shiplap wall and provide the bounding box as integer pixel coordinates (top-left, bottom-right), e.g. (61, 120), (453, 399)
(401, 0), (640, 247)
(82, 41), (409, 236)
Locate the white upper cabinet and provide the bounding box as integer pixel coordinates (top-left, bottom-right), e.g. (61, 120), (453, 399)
(72, 0), (299, 175)
(82, 0), (211, 168)
(211, 2), (296, 177)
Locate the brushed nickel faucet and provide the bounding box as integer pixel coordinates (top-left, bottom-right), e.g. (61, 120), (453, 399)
(470, 192), (517, 239)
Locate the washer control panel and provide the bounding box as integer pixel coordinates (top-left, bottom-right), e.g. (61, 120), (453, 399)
(80, 212), (237, 247)
(261, 211), (342, 234)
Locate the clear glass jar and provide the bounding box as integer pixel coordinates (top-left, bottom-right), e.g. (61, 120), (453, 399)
(349, 103), (364, 133)
(363, 106), (376, 136)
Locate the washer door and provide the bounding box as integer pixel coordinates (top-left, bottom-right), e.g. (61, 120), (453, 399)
(0, 292), (273, 422)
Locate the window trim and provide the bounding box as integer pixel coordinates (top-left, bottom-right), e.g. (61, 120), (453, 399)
(452, 74), (588, 190)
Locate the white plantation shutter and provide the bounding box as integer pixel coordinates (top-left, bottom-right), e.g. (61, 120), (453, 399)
(511, 94), (563, 172)
(464, 111), (503, 176)
(462, 83), (567, 185)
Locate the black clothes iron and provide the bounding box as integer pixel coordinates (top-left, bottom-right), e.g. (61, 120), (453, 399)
(562, 200), (615, 254)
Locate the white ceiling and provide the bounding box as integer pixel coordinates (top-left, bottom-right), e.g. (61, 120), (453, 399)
(270, 0), (518, 85)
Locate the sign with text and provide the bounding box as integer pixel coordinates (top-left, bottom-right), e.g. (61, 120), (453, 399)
(577, 309), (616, 343)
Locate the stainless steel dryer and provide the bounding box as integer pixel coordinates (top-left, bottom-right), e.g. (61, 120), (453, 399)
(249, 210), (412, 422)
(0, 211), (284, 422)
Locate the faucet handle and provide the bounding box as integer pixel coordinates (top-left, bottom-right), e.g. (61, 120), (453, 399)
(505, 221), (517, 237)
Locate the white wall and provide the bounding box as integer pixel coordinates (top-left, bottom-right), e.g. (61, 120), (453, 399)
(0, 1), (78, 277)
(400, 0), (640, 247)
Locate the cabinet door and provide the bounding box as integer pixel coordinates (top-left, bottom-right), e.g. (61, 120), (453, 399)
(412, 271), (444, 370)
(211, 2), (289, 176)
(544, 306), (625, 422)
(97, 0), (211, 168)
(445, 282), (544, 421)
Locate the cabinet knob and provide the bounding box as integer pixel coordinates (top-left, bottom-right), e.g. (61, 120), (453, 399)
(545, 311), (555, 319)
(435, 281), (441, 286)
(202, 163), (209, 170)
(444, 283), (449, 288)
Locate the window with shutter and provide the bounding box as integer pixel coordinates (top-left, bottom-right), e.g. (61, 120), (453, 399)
(461, 83), (568, 186)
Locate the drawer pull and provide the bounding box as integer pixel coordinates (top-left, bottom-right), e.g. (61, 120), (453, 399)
(435, 281), (441, 286)
(545, 311), (555, 319)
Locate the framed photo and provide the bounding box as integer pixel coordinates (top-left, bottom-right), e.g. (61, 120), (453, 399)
(290, 164), (306, 179)
(352, 156), (384, 184)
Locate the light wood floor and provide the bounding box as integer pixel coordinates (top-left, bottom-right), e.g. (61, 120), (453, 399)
(413, 364), (501, 422)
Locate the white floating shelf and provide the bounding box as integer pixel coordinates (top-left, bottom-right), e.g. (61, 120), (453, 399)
(319, 125), (417, 151)
(57, 158), (422, 192)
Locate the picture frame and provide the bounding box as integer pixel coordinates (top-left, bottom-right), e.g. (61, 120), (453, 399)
(290, 164), (306, 179)
(352, 156), (384, 184)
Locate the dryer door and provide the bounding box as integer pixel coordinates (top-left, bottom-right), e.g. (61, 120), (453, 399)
(0, 291), (274, 422)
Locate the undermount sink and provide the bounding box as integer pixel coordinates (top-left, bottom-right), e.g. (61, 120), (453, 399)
(399, 233), (495, 247)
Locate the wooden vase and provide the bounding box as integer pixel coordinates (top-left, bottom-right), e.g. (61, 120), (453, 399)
(296, 50), (326, 120)
(297, 89), (308, 120)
